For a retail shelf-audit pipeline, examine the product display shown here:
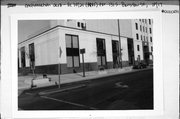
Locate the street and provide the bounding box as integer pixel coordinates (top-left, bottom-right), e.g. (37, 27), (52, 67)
(18, 68), (153, 110)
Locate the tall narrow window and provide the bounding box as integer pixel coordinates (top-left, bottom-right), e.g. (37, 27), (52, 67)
(143, 26), (145, 32)
(137, 45), (140, 51)
(136, 33), (139, 40)
(97, 38), (106, 66)
(135, 23), (138, 30)
(20, 46), (26, 68)
(151, 46), (153, 52)
(149, 19), (151, 25)
(77, 22), (80, 27)
(140, 25), (142, 31)
(141, 35), (142, 40)
(149, 28), (152, 34)
(66, 34), (80, 67)
(150, 37), (152, 42)
(29, 43), (35, 68)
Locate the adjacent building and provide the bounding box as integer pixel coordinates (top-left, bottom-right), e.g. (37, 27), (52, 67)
(18, 19), (153, 74)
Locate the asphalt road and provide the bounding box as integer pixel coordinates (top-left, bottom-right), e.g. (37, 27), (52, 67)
(18, 68), (153, 110)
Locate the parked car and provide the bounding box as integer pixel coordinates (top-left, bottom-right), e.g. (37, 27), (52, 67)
(133, 62), (147, 69)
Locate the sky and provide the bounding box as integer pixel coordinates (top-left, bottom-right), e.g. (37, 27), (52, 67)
(18, 20), (51, 43)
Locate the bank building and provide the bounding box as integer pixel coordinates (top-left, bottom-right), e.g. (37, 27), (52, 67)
(18, 19), (153, 74)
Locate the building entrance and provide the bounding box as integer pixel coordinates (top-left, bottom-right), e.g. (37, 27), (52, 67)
(143, 45), (150, 65)
(127, 38), (134, 65)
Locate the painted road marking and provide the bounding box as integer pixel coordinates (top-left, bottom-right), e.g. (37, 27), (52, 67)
(115, 82), (128, 88)
(41, 96), (97, 110)
(39, 84), (86, 95)
(25, 92), (35, 95)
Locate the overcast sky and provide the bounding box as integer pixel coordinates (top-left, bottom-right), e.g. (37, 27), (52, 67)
(18, 20), (51, 43)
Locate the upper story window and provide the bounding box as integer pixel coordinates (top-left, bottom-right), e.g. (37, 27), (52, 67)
(150, 37), (152, 42)
(149, 28), (152, 34)
(140, 25), (142, 31)
(137, 45), (140, 51)
(77, 22), (80, 27)
(77, 21), (86, 29)
(149, 19), (151, 25)
(136, 33), (139, 40)
(146, 36), (148, 41)
(143, 26), (145, 32)
(135, 23), (138, 30)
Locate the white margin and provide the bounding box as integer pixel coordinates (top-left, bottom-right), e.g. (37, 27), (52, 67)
(9, 11), (163, 118)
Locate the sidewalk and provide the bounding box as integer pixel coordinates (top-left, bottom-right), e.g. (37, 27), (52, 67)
(18, 66), (138, 93)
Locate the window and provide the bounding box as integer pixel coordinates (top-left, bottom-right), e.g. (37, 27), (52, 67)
(81, 23), (84, 28)
(136, 33), (139, 40)
(66, 34), (80, 67)
(142, 19), (144, 22)
(140, 25), (142, 31)
(112, 40), (119, 54)
(97, 38), (106, 66)
(146, 36), (148, 41)
(145, 19), (147, 24)
(146, 27), (147, 33)
(151, 46), (153, 52)
(149, 19), (151, 25)
(135, 23), (138, 30)
(29, 43), (35, 69)
(150, 37), (152, 42)
(137, 45), (140, 51)
(143, 26), (145, 32)
(144, 36), (145, 41)
(141, 35), (142, 40)
(77, 22), (80, 27)
(20, 46), (26, 68)
(149, 28), (152, 34)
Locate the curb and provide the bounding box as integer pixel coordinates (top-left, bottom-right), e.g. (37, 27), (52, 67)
(18, 68), (152, 91)
(39, 84), (86, 95)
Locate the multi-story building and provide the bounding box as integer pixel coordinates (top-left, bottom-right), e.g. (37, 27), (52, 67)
(132, 19), (153, 65)
(18, 19), (153, 74)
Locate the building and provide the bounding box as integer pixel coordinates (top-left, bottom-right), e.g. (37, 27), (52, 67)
(18, 19), (153, 74)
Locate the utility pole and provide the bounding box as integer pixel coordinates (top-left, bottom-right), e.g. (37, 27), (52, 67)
(117, 19), (122, 68)
(82, 53), (85, 77)
(58, 47), (62, 88)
